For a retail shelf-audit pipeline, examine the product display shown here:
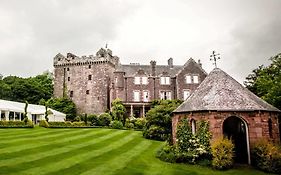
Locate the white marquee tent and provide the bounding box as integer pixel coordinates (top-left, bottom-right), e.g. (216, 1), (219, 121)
(0, 99), (66, 124)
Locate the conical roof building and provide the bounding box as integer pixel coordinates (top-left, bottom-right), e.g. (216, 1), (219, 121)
(172, 68), (280, 164)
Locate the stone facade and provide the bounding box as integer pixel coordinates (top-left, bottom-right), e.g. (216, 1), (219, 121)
(53, 48), (207, 116)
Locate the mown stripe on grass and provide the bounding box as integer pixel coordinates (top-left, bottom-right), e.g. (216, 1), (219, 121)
(0, 128), (87, 144)
(45, 131), (143, 175)
(81, 140), (152, 175)
(0, 129), (125, 167)
(0, 128), (60, 137)
(0, 128), (65, 140)
(17, 131), (139, 175)
(0, 129), (105, 155)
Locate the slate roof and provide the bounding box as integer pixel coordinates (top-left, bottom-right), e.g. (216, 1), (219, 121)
(115, 58), (205, 77)
(174, 68), (281, 113)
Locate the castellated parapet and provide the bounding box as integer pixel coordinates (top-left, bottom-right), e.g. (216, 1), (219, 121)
(53, 48), (119, 114)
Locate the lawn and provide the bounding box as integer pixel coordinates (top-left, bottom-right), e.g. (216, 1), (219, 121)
(0, 127), (270, 175)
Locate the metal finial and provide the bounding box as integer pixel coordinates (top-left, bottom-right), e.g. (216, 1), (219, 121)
(210, 50), (220, 68)
(105, 43), (108, 49)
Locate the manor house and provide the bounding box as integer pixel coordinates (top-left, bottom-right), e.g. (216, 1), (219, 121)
(53, 48), (207, 117)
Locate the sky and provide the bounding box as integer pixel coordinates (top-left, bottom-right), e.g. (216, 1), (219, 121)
(0, 0), (280, 83)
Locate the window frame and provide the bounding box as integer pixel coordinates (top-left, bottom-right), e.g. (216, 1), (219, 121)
(143, 90), (149, 102)
(160, 91), (172, 100)
(133, 90), (140, 102)
(160, 76), (170, 85)
(134, 77), (141, 85)
(183, 89), (191, 100)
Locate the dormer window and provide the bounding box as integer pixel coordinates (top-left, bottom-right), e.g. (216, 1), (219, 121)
(186, 75), (192, 84)
(134, 77), (141, 84)
(193, 75), (199, 84)
(185, 75), (199, 84)
(160, 77), (170, 85)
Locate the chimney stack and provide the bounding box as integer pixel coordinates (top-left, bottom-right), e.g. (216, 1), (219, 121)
(198, 59), (202, 67)
(150, 60), (156, 76)
(168, 58), (173, 68)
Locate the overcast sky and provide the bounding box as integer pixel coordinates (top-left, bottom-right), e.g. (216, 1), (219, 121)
(0, 0), (280, 83)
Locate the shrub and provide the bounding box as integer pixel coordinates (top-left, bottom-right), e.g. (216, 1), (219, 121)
(211, 137), (234, 170)
(72, 122), (86, 127)
(135, 118), (146, 129)
(110, 120), (123, 129)
(98, 113), (112, 126)
(251, 140), (281, 174)
(143, 125), (167, 141)
(88, 114), (98, 125)
(156, 143), (178, 163)
(125, 121), (134, 129)
(0, 120), (34, 128)
(39, 120), (49, 128)
(73, 116), (81, 122)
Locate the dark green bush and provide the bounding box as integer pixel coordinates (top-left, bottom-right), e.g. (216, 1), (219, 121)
(39, 120), (49, 128)
(211, 137), (234, 170)
(87, 114), (98, 125)
(48, 121), (90, 128)
(156, 143), (178, 163)
(251, 140), (281, 174)
(0, 120), (34, 128)
(109, 120), (123, 129)
(72, 121), (86, 127)
(98, 113), (112, 126)
(73, 116), (81, 122)
(143, 125), (166, 141)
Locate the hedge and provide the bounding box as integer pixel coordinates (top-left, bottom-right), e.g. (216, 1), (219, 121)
(0, 120), (34, 128)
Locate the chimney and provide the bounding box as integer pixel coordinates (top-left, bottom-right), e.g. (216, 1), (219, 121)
(168, 58), (173, 68)
(150, 60), (156, 76)
(198, 59), (202, 67)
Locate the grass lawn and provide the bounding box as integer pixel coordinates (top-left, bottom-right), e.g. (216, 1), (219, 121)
(0, 127), (270, 175)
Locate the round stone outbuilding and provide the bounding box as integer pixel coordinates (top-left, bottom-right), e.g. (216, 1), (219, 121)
(172, 68), (280, 164)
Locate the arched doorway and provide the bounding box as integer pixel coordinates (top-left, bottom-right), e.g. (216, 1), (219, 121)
(223, 116), (250, 164)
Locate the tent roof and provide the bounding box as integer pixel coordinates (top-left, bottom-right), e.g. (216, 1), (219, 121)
(174, 68), (280, 113)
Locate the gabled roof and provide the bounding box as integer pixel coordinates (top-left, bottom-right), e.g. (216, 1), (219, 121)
(115, 58), (205, 77)
(174, 68), (280, 113)
(115, 64), (182, 77)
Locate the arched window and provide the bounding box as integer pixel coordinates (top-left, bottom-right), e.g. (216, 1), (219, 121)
(191, 119), (196, 134)
(268, 118), (273, 138)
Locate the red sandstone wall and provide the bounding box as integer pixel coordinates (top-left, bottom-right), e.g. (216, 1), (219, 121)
(172, 111), (280, 146)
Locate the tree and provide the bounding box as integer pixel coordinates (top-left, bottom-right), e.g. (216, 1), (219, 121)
(111, 98), (126, 125)
(244, 53), (281, 110)
(45, 97), (77, 121)
(143, 99), (182, 141)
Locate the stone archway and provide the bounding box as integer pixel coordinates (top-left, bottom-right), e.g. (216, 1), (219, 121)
(223, 116), (250, 164)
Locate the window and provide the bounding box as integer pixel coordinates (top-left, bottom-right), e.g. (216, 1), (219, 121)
(115, 77), (118, 84)
(160, 91), (171, 100)
(70, 91), (73, 97)
(86, 90), (89, 95)
(186, 75), (192, 84)
(268, 118), (273, 138)
(142, 77), (148, 85)
(133, 91), (140, 102)
(88, 75), (92, 80)
(191, 119), (196, 134)
(193, 75), (199, 84)
(134, 77), (141, 84)
(183, 90), (191, 100)
(160, 77), (170, 85)
(88, 65), (91, 69)
(143, 91), (149, 102)
(68, 77), (70, 81)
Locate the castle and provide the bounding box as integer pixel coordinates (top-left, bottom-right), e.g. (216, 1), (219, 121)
(53, 48), (207, 117)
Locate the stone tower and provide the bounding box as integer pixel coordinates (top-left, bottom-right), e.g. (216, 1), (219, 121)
(53, 48), (119, 114)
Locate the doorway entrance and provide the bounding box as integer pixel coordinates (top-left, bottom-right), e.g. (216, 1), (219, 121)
(223, 116), (250, 164)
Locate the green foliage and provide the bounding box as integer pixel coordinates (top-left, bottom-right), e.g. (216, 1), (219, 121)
(110, 120), (123, 129)
(45, 97), (77, 121)
(24, 101), (28, 121)
(211, 137), (234, 170)
(143, 100), (182, 141)
(156, 143), (178, 163)
(0, 72), (53, 104)
(74, 116), (81, 122)
(87, 114), (98, 126)
(135, 118), (146, 130)
(196, 121), (212, 153)
(244, 53), (281, 110)
(47, 121), (91, 128)
(251, 140), (281, 174)
(0, 120), (34, 128)
(111, 98), (126, 125)
(125, 120), (134, 129)
(39, 120), (49, 128)
(98, 113), (112, 126)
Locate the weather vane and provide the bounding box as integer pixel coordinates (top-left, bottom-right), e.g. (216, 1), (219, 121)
(210, 50), (220, 68)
